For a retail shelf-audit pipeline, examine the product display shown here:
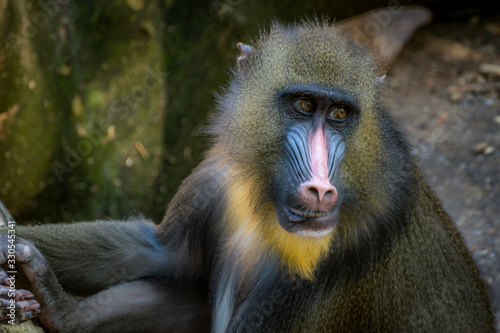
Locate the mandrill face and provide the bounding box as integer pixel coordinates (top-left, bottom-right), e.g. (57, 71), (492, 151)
(274, 85), (351, 238)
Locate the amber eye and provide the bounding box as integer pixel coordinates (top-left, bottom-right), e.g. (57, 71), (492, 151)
(329, 106), (348, 121)
(294, 97), (315, 113)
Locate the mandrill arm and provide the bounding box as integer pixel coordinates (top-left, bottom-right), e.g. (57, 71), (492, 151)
(0, 236), (210, 333)
(0, 162), (222, 332)
(13, 220), (168, 296)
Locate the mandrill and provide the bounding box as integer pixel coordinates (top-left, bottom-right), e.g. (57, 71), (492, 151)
(0, 22), (495, 333)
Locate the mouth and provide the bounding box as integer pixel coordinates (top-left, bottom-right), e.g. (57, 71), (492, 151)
(284, 206), (330, 222)
(278, 205), (339, 238)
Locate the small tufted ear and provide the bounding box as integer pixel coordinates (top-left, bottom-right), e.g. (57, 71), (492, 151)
(376, 74), (387, 85)
(237, 43), (253, 72)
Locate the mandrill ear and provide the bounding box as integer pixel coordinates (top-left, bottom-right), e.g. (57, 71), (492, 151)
(237, 43), (253, 72)
(376, 74), (387, 85)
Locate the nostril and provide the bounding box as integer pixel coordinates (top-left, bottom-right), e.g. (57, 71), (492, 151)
(305, 183), (336, 204)
(298, 177), (338, 211)
(307, 186), (319, 197)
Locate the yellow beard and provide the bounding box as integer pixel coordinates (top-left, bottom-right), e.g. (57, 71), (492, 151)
(222, 171), (332, 281)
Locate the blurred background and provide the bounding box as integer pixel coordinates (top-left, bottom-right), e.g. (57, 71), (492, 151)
(0, 0), (499, 329)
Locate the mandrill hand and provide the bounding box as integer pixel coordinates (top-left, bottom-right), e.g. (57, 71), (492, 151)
(0, 200), (42, 324)
(0, 241), (42, 324)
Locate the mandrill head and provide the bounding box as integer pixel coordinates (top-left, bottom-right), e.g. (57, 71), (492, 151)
(210, 22), (411, 279)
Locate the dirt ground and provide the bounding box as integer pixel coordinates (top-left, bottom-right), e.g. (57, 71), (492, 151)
(384, 14), (500, 329)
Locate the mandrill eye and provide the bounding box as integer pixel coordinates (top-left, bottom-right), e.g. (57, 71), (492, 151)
(293, 97), (315, 114)
(328, 105), (348, 121)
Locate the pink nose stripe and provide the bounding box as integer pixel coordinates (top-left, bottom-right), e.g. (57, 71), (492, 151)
(308, 124), (330, 182)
